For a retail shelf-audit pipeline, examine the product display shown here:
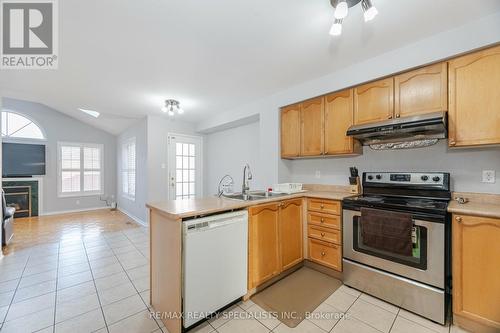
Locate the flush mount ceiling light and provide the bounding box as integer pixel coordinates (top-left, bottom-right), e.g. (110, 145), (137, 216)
(161, 99), (184, 116)
(330, 0), (378, 36)
(78, 108), (100, 118)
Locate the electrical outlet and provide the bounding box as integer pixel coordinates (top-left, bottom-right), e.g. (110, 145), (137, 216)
(315, 170), (321, 179)
(482, 170), (496, 183)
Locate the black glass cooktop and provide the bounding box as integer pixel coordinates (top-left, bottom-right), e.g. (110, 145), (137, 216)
(343, 195), (449, 214)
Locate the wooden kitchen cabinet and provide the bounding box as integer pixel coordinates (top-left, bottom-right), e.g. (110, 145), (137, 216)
(306, 198), (342, 272)
(248, 203), (281, 289)
(452, 214), (500, 332)
(448, 45), (500, 147)
(324, 89), (361, 155)
(394, 62), (448, 118)
(308, 238), (342, 271)
(248, 199), (304, 289)
(301, 97), (324, 156)
(354, 77), (394, 125)
(281, 103), (301, 158)
(279, 199), (303, 271)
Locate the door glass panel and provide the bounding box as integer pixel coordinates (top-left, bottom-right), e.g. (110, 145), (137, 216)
(174, 139), (198, 199)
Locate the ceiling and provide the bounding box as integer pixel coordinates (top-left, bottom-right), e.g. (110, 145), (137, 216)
(2, 0), (500, 134)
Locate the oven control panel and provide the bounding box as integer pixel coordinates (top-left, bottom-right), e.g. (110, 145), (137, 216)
(364, 172), (446, 186)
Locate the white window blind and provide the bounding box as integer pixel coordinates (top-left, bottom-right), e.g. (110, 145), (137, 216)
(58, 142), (103, 197)
(122, 138), (136, 200)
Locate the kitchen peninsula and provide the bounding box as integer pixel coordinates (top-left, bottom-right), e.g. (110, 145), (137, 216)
(147, 185), (353, 333)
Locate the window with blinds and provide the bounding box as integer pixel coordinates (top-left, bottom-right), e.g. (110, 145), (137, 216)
(58, 142), (103, 197)
(122, 137), (136, 200)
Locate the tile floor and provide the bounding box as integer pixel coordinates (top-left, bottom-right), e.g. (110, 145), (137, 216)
(0, 210), (471, 333)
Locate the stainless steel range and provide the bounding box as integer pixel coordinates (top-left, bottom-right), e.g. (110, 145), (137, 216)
(342, 172), (451, 324)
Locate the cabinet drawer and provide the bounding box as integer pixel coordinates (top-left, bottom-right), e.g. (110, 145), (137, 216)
(308, 212), (341, 230)
(308, 199), (340, 215)
(308, 225), (341, 245)
(308, 239), (342, 271)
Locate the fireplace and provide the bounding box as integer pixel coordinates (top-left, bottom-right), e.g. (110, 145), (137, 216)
(4, 186), (32, 218)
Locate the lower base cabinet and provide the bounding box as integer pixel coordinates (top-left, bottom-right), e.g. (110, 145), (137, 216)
(452, 214), (500, 332)
(308, 238), (341, 271)
(306, 198), (343, 272)
(248, 199), (303, 290)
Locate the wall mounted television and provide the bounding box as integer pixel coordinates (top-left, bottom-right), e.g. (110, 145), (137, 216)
(2, 142), (46, 177)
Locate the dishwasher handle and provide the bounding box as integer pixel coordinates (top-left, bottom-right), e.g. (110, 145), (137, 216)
(185, 216), (246, 233)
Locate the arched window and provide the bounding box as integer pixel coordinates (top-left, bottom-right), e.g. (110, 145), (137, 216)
(1, 111), (46, 140)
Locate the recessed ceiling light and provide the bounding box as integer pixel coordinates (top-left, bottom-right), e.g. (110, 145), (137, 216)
(78, 108), (100, 118)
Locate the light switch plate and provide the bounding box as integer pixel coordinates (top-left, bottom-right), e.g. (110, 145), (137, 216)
(482, 170), (496, 183)
(315, 170), (321, 179)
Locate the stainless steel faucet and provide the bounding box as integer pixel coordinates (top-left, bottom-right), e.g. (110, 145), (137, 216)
(242, 164), (253, 196)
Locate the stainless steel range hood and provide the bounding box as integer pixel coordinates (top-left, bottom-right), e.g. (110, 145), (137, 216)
(346, 111), (447, 146)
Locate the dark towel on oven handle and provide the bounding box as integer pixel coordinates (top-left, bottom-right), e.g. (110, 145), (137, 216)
(360, 207), (413, 257)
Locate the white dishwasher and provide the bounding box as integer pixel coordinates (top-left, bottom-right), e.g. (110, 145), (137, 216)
(182, 210), (248, 328)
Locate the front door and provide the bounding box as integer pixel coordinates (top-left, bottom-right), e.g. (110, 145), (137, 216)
(167, 134), (203, 200)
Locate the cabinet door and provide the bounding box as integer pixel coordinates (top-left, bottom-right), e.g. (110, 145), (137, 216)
(324, 89), (360, 155)
(279, 199), (303, 271)
(394, 62), (448, 118)
(354, 78), (394, 125)
(248, 203), (280, 289)
(448, 45), (500, 147)
(281, 104), (301, 158)
(452, 215), (500, 329)
(301, 97), (324, 156)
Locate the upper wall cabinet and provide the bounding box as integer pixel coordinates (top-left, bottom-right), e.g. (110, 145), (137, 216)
(301, 97), (324, 156)
(354, 78), (394, 125)
(324, 89), (361, 155)
(281, 103), (301, 158)
(394, 62), (448, 118)
(448, 45), (500, 147)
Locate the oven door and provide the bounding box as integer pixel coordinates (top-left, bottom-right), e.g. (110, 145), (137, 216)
(343, 209), (444, 288)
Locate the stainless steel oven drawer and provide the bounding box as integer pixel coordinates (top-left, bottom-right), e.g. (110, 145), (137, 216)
(343, 259), (446, 324)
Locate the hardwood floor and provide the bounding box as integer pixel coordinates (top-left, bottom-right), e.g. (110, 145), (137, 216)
(2, 209), (141, 255)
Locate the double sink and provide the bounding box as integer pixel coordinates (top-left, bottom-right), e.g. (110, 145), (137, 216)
(222, 191), (289, 201)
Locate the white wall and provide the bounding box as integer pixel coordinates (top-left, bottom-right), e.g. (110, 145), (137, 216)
(146, 115), (198, 203)
(116, 119), (148, 224)
(196, 12), (500, 195)
(2, 98), (117, 214)
(204, 121), (264, 196)
(290, 142), (500, 194)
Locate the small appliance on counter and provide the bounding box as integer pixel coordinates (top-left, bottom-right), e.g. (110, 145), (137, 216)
(349, 167), (361, 194)
(272, 183), (305, 194)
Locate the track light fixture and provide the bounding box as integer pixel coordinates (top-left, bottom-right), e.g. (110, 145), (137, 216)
(330, 0), (378, 36)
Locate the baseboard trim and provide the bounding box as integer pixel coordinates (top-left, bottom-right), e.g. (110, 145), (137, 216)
(41, 206), (109, 216)
(117, 208), (147, 227)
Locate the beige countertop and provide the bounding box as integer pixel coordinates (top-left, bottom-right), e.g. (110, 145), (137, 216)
(146, 190), (354, 220)
(447, 192), (500, 219)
